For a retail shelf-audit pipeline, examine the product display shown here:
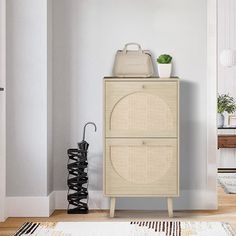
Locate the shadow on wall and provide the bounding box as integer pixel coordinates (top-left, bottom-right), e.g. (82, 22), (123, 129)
(88, 152), (103, 191)
(179, 80), (204, 191)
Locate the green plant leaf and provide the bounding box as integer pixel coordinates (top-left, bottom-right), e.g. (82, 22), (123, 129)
(217, 94), (236, 114)
(157, 54), (172, 64)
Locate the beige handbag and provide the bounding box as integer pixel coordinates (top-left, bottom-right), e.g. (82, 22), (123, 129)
(113, 43), (154, 77)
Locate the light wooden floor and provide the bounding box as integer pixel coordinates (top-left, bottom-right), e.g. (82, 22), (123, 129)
(1, 187), (236, 236)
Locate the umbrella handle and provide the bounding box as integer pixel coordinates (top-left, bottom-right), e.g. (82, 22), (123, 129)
(83, 122), (97, 141)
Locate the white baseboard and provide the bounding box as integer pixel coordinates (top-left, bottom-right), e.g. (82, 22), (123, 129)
(49, 191), (56, 215)
(5, 189), (217, 218)
(6, 192), (54, 217)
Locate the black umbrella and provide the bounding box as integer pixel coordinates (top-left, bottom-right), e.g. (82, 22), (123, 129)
(67, 122), (97, 214)
(78, 122), (97, 151)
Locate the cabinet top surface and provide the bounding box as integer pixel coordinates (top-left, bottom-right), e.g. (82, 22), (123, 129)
(104, 77), (179, 82)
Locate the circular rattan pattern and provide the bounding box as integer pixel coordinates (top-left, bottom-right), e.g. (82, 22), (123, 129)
(110, 92), (174, 133)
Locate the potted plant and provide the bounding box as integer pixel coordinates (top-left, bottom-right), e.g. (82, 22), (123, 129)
(157, 54), (172, 78)
(217, 94), (236, 127)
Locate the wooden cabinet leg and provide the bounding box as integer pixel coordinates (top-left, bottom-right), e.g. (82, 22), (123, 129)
(167, 197), (173, 218)
(110, 197), (116, 217)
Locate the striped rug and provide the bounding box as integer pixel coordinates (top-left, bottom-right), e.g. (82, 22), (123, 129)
(13, 221), (235, 236)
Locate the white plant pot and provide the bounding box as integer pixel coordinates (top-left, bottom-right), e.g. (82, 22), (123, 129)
(158, 63), (172, 78)
(217, 113), (224, 128)
(223, 112), (229, 127)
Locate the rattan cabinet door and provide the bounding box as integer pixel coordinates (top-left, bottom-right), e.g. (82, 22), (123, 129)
(105, 81), (178, 138)
(104, 138), (178, 196)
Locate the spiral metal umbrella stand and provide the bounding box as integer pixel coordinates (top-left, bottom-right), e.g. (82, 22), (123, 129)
(67, 122), (97, 214)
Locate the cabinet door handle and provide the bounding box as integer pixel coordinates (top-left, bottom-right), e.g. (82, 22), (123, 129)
(142, 141), (146, 145)
(142, 85), (146, 89)
(0, 87), (4, 91)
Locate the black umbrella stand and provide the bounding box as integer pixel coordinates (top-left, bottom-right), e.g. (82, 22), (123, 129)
(67, 122), (97, 214)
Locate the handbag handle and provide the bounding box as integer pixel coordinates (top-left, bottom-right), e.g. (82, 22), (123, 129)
(123, 43), (142, 54)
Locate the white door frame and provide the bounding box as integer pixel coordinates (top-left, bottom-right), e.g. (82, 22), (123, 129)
(206, 0), (218, 209)
(0, 0), (6, 222)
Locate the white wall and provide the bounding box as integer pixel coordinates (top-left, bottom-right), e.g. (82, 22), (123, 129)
(6, 0), (52, 196)
(47, 0), (53, 195)
(218, 0), (236, 168)
(53, 0), (211, 208)
(3, 0), (216, 212)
